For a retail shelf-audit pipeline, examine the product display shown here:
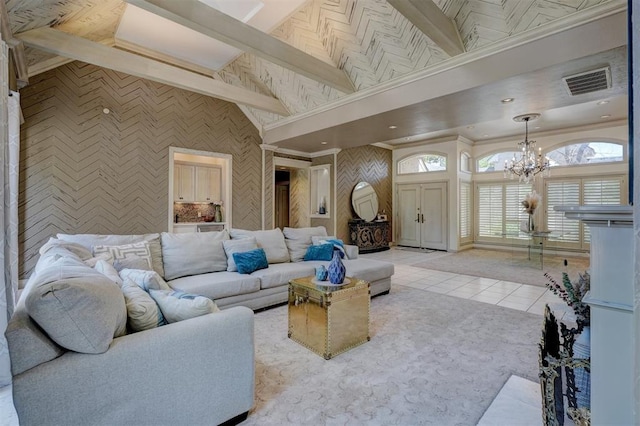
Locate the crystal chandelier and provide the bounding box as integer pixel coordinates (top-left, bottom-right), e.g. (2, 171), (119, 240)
(504, 113), (550, 183)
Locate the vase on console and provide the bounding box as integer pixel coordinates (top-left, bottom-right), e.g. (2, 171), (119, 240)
(327, 250), (346, 284)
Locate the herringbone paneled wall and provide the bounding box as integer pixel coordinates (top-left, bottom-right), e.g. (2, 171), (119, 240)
(263, 150), (274, 230)
(19, 61), (262, 277)
(289, 168), (310, 229)
(336, 146), (392, 242)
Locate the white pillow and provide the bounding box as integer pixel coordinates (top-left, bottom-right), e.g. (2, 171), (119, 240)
(230, 228), (290, 264)
(83, 252), (114, 268)
(149, 289), (219, 323)
(161, 231), (229, 280)
(119, 269), (171, 292)
(94, 259), (122, 286)
(92, 241), (153, 270)
(283, 227), (328, 262)
(121, 279), (166, 332)
(223, 237), (258, 272)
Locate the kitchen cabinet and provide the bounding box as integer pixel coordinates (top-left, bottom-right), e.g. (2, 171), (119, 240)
(174, 164), (195, 202)
(195, 166), (222, 203)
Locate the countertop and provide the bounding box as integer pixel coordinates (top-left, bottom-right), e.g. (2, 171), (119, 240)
(173, 222), (226, 225)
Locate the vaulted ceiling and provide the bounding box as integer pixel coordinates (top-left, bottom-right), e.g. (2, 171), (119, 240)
(3, 0), (629, 153)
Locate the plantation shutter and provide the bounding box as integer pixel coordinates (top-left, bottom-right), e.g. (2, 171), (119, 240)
(505, 183), (532, 239)
(477, 184), (503, 239)
(582, 178), (622, 243)
(459, 182), (471, 243)
(545, 180), (580, 247)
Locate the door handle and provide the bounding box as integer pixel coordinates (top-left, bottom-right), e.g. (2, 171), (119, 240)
(416, 214), (420, 222)
(421, 214), (424, 223)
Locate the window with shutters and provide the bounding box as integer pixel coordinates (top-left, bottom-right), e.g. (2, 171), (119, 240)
(544, 176), (624, 249)
(397, 153), (447, 174)
(460, 151), (471, 173)
(476, 181), (532, 243)
(547, 142), (624, 167)
(459, 181), (472, 244)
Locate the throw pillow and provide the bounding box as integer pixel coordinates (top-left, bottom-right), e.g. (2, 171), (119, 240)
(312, 236), (346, 258)
(233, 248), (269, 274)
(161, 230), (229, 280)
(149, 289), (219, 323)
(121, 279), (166, 332)
(93, 241), (153, 271)
(83, 252), (114, 268)
(283, 226), (328, 262)
(230, 228), (290, 264)
(25, 257), (127, 354)
(303, 243), (334, 261)
(222, 237), (258, 272)
(113, 256), (153, 272)
(94, 259), (123, 286)
(119, 269), (171, 292)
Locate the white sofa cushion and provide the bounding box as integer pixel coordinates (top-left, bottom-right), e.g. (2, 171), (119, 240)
(149, 289), (220, 323)
(250, 262), (316, 290)
(56, 233), (165, 278)
(283, 226), (327, 262)
(167, 271), (260, 301)
(342, 258), (395, 283)
(230, 228), (290, 264)
(161, 230), (229, 280)
(25, 256), (127, 354)
(94, 259), (122, 286)
(223, 237), (258, 272)
(119, 268), (172, 292)
(121, 278), (166, 332)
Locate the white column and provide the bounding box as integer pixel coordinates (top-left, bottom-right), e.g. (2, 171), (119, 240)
(557, 206), (634, 425)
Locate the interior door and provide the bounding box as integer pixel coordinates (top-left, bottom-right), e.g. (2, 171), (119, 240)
(396, 184), (420, 247)
(420, 183), (447, 250)
(275, 183), (290, 229)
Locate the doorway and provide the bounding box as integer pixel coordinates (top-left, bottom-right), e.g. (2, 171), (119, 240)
(396, 182), (448, 250)
(275, 170), (290, 229)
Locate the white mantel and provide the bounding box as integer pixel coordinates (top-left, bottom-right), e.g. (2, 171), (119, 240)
(555, 205), (634, 425)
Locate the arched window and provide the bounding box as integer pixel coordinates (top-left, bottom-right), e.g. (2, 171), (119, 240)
(546, 142), (624, 166)
(397, 153), (447, 174)
(476, 151), (520, 173)
(460, 151), (471, 172)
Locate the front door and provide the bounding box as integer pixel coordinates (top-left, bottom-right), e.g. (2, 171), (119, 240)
(396, 182), (448, 250)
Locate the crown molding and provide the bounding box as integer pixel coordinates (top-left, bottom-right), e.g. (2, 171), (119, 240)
(371, 142), (394, 150)
(308, 148), (341, 158)
(260, 144), (279, 152)
(272, 147), (311, 158)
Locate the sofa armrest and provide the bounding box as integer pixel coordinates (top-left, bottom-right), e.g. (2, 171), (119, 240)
(12, 306), (255, 426)
(344, 244), (359, 259)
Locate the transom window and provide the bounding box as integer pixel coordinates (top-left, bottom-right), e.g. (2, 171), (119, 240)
(547, 142), (623, 166)
(476, 152), (520, 173)
(398, 153), (447, 174)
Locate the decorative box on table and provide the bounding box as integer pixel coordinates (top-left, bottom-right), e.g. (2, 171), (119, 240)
(288, 276), (370, 360)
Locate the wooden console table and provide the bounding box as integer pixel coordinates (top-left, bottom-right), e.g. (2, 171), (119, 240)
(348, 220), (390, 253)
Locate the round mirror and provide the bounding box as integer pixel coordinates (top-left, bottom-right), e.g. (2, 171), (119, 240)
(351, 182), (379, 222)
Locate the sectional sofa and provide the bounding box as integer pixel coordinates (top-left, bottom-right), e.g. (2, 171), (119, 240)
(6, 226), (393, 425)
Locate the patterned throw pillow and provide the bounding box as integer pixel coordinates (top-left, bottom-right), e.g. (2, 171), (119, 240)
(233, 248), (269, 274)
(121, 279), (166, 332)
(303, 243), (334, 261)
(93, 241), (153, 270)
(149, 289), (219, 323)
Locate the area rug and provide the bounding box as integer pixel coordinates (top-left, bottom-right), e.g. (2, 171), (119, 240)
(412, 249), (590, 287)
(242, 284), (542, 425)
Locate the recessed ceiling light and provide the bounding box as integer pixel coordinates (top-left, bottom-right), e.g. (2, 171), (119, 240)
(466, 125), (475, 129)
(405, 137), (411, 141)
(320, 141), (328, 145)
(501, 98), (515, 103)
(483, 134), (489, 137)
(600, 114), (611, 119)
(388, 125), (397, 129)
(535, 126), (541, 129)
(597, 100), (610, 105)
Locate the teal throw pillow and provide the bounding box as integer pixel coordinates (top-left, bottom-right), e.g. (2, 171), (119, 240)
(233, 248), (269, 274)
(303, 243), (334, 261)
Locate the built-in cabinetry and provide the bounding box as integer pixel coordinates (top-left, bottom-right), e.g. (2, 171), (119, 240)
(174, 162), (222, 203)
(173, 223), (226, 233)
(310, 164), (331, 218)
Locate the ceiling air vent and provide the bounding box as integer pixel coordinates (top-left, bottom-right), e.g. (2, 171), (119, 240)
(562, 66), (611, 96)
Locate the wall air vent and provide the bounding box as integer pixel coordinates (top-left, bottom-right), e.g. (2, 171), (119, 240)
(562, 66), (611, 96)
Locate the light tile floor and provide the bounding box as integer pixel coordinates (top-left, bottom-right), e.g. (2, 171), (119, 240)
(0, 247), (574, 424)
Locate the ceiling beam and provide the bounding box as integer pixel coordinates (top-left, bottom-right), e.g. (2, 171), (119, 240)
(0, 0), (29, 87)
(29, 38), (115, 77)
(125, 0), (355, 94)
(17, 27), (290, 116)
(387, 0), (465, 57)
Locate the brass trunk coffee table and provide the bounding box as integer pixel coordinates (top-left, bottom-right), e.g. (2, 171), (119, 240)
(288, 276), (370, 359)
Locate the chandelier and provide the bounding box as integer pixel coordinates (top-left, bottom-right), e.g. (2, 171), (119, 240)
(504, 113), (550, 183)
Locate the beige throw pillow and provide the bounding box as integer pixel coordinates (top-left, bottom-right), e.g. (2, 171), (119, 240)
(93, 241), (153, 271)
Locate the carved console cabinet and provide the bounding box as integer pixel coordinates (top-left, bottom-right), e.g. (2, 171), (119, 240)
(348, 220), (390, 253)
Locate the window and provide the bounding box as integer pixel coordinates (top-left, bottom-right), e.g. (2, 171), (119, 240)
(545, 176), (624, 249)
(476, 182), (532, 242)
(460, 151), (471, 172)
(476, 152), (520, 172)
(547, 142), (624, 166)
(459, 181), (472, 243)
(398, 153), (447, 174)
